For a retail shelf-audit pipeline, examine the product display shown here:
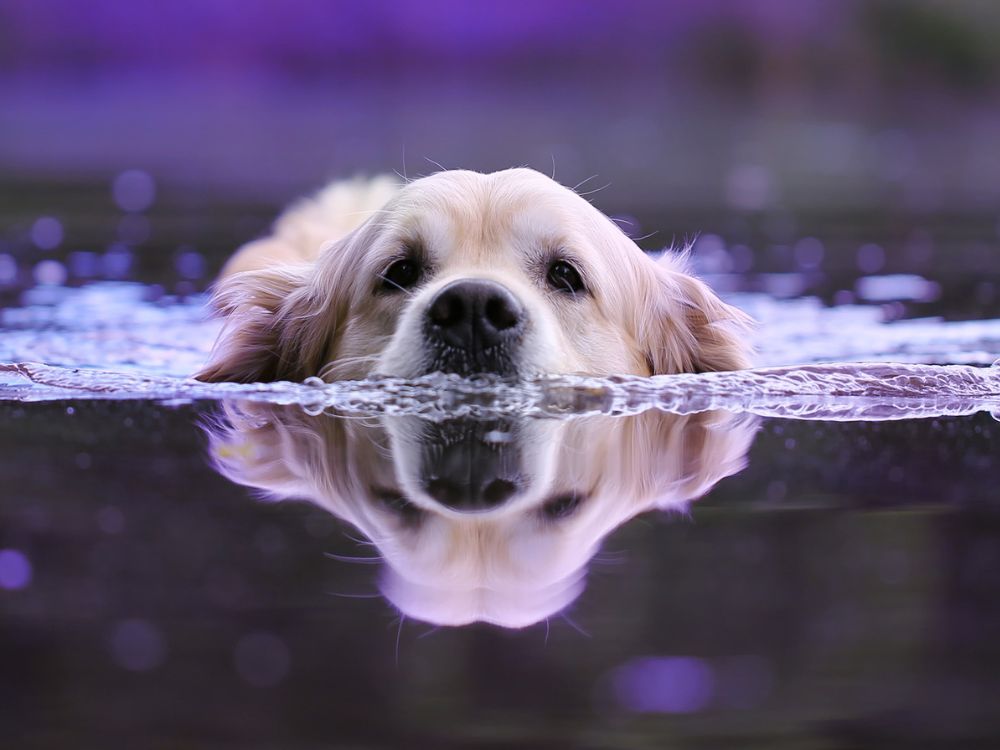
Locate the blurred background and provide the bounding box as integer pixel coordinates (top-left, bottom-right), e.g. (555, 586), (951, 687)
(1, 0), (999, 313)
(3, 5), (1000, 746)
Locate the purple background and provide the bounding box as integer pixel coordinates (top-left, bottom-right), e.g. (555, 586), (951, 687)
(2, 0), (999, 213)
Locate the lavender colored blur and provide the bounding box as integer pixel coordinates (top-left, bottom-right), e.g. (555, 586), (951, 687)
(2, 0), (999, 211)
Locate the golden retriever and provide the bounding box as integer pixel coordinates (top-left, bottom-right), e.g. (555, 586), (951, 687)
(196, 168), (752, 382)
(207, 403), (758, 627)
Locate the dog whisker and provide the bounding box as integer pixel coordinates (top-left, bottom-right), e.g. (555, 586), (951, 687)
(324, 552), (383, 564)
(327, 591), (384, 599)
(576, 181), (612, 198)
(378, 274), (416, 297)
(559, 613), (591, 638)
(424, 156), (448, 173)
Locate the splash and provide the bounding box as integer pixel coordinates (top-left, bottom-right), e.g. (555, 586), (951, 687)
(1, 282), (998, 421)
(2, 361), (998, 422)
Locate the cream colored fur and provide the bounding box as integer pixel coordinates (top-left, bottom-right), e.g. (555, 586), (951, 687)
(207, 403), (759, 628)
(198, 168), (753, 383)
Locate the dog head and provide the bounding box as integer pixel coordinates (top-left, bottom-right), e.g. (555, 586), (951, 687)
(207, 403), (758, 628)
(197, 168), (752, 382)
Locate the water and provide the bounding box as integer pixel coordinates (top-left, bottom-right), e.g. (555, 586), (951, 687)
(3, 237), (1000, 745)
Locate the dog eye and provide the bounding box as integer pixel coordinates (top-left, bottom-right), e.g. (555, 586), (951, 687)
(539, 492), (585, 520)
(380, 258), (422, 292)
(546, 260), (586, 295)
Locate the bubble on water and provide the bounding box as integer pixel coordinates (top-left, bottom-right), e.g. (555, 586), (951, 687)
(857, 244), (885, 274)
(30, 216), (63, 250)
(793, 237), (824, 269)
(234, 632), (291, 688)
(612, 656), (714, 713)
(112, 170), (156, 213)
(0, 549), (33, 590)
(108, 619), (167, 671)
(0, 253), (18, 285)
(33, 259), (68, 286)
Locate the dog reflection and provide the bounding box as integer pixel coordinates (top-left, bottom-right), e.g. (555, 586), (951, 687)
(207, 405), (757, 628)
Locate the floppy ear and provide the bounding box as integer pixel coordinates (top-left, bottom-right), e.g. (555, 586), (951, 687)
(642, 254), (755, 374)
(196, 263), (331, 383)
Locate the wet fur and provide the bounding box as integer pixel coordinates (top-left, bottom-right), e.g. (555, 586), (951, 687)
(197, 168), (753, 383)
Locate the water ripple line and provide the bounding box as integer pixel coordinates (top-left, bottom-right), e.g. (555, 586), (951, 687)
(2, 361), (998, 422)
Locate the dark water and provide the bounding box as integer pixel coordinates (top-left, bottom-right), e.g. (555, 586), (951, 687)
(2, 185), (1000, 748)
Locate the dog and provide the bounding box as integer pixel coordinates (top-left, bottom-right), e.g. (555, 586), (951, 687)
(207, 403), (759, 627)
(196, 168), (752, 383)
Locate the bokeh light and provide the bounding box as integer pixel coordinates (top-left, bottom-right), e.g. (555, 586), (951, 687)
(0, 549), (33, 590)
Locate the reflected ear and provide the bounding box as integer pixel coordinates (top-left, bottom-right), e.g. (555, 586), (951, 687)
(203, 405), (312, 500)
(644, 256), (755, 374)
(195, 263), (325, 383)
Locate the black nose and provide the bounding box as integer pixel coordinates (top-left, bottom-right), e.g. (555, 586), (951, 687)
(420, 419), (522, 513)
(425, 476), (519, 512)
(426, 280), (525, 352)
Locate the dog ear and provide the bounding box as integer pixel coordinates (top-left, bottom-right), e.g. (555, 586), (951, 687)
(195, 263), (328, 383)
(643, 254), (755, 374)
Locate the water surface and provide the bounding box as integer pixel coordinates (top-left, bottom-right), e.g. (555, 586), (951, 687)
(2, 219), (1000, 748)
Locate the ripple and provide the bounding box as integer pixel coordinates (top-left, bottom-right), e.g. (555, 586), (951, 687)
(1, 361), (997, 422)
(1, 282), (999, 421)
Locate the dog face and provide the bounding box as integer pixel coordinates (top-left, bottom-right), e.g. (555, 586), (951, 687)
(207, 404), (758, 628)
(197, 169), (752, 383)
